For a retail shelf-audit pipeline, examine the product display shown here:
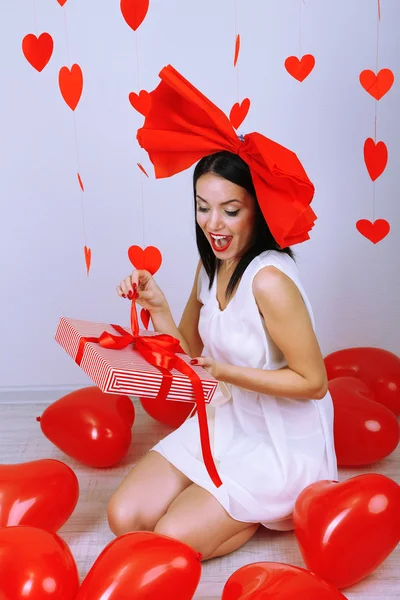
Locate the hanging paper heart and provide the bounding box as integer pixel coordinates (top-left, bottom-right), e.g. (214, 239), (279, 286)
(128, 245), (162, 275)
(229, 98), (250, 130)
(325, 346), (400, 415)
(234, 34), (240, 67)
(359, 68), (394, 100)
(285, 54), (315, 82)
(37, 387), (135, 467)
(59, 64), (83, 110)
(364, 138), (388, 180)
(222, 562), (347, 599)
(84, 245), (91, 275)
(356, 219), (390, 244)
(328, 376), (400, 466)
(0, 459), (79, 531)
(77, 173), (84, 191)
(22, 33), (53, 72)
(120, 0), (149, 31)
(75, 531), (202, 599)
(57, 0), (68, 6)
(293, 474), (400, 589)
(129, 90), (151, 116)
(0, 526), (79, 599)
(140, 307), (150, 329)
(137, 162), (149, 177)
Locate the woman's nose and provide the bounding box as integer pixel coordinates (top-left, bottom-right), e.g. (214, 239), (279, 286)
(208, 210), (223, 230)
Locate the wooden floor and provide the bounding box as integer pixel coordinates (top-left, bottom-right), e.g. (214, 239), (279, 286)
(0, 391), (399, 599)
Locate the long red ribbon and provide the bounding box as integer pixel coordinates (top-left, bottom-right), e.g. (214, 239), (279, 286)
(74, 297), (222, 488)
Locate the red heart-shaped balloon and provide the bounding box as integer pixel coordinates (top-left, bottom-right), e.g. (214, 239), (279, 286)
(140, 396), (196, 428)
(285, 54), (315, 81)
(293, 474), (400, 589)
(76, 531), (202, 599)
(0, 459), (79, 531)
(329, 377), (399, 466)
(37, 387), (135, 467)
(128, 245), (162, 275)
(59, 63), (83, 110)
(22, 33), (53, 72)
(120, 0), (149, 31)
(325, 347), (400, 415)
(0, 526), (79, 599)
(222, 562), (347, 599)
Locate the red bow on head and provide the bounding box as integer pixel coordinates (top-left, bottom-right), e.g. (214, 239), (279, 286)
(137, 64), (316, 248)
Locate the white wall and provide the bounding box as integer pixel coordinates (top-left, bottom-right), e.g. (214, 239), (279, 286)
(1, 0), (399, 391)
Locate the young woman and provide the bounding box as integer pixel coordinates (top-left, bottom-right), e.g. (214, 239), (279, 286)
(107, 146), (337, 561)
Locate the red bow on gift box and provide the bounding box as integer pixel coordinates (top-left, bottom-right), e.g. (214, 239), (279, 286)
(75, 294), (222, 488)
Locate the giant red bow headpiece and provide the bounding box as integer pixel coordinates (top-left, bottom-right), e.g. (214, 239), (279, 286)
(137, 64), (316, 247)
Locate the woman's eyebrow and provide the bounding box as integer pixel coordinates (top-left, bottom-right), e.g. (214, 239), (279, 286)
(196, 195), (242, 205)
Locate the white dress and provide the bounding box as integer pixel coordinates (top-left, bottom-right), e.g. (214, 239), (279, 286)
(151, 250), (337, 530)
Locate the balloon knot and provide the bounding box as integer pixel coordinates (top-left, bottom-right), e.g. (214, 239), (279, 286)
(196, 552), (203, 561)
(36, 416), (41, 422)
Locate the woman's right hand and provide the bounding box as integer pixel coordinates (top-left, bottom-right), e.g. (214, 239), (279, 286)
(116, 270), (168, 313)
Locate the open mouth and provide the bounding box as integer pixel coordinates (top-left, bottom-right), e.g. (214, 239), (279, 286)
(209, 233), (233, 252)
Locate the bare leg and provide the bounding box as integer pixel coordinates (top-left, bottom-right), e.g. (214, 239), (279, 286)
(107, 450), (192, 536)
(154, 483), (259, 560)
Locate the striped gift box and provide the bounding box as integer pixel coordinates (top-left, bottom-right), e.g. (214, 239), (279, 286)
(55, 317), (218, 403)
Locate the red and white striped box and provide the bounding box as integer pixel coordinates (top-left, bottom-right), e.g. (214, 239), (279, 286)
(55, 317), (218, 403)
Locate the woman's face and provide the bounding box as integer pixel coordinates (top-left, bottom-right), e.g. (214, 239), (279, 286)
(196, 174), (257, 267)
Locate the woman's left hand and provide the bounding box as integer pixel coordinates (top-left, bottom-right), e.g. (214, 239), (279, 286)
(190, 356), (221, 379)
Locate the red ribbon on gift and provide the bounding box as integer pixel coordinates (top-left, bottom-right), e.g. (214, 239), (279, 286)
(75, 295), (222, 488)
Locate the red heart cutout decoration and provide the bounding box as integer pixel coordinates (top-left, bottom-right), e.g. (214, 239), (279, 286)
(329, 377), (399, 466)
(234, 34), (240, 67)
(0, 459), (79, 531)
(37, 387), (135, 467)
(229, 98), (250, 130)
(22, 33), (53, 72)
(285, 54), (315, 81)
(120, 0), (149, 31)
(364, 138), (388, 180)
(356, 219), (390, 243)
(294, 474), (400, 589)
(129, 90), (151, 116)
(77, 172), (84, 191)
(0, 526), (79, 599)
(325, 347), (400, 415)
(84, 245), (91, 275)
(140, 307), (150, 329)
(59, 63), (83, 110)
(128, 245), (162, 275)
(360, 68), (394, 100)
(137, 162), (149, 177)
(222, 562), (347, 599)
(57, 0), (68, 6)
(76, 531), (202, 599)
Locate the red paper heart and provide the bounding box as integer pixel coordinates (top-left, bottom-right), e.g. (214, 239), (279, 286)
(59, 64), (83, 110)
(0, 526), (79, 599)
(57, 0), (68, 6)
(129, 89), (151, 116)
(364, 138), (388, 180)
(229, 98), (250, 130)
(77, 172), (84, 191)
(325, 347), (400, 416)
(120, 0), (149, 31)
(356, 218), (390, 243)
(329, 377), (399, 466)
(285, 54), (315, 81)
(76, 531), (201, 599)
(84, 245), (91, 275)
(128, 245), (162, 275)
(234, 34), (240, 67)
(37, 387), (135, 467)
(360, 68), (394, 100)
(0, 459), (79, 531)
(137, 162), (149, 177)
(222, 562), (347, 599)
(294, 474), (400, 589)
(140, 307), (150, 329)
(22, 32), (53, 72)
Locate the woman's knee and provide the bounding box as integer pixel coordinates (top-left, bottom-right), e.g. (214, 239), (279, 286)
(107, 494), (155, 536)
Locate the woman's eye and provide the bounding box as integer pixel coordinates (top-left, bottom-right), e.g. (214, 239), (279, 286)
(196, 207), (239, 217)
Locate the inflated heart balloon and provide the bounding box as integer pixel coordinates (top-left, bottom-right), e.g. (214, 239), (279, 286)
(128, 245), (162, 275)
(37, 387), (135, 467)
(329, 377), (399, 466)
(325, 347), (400, 415)
(0, 526), (79, 599)
(76, 531), (202, 599)
(140, 396), (195, 428)
(293, 474), (400, 589)
(222, 562), (347, 599)
(0, 459), (78, 531)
